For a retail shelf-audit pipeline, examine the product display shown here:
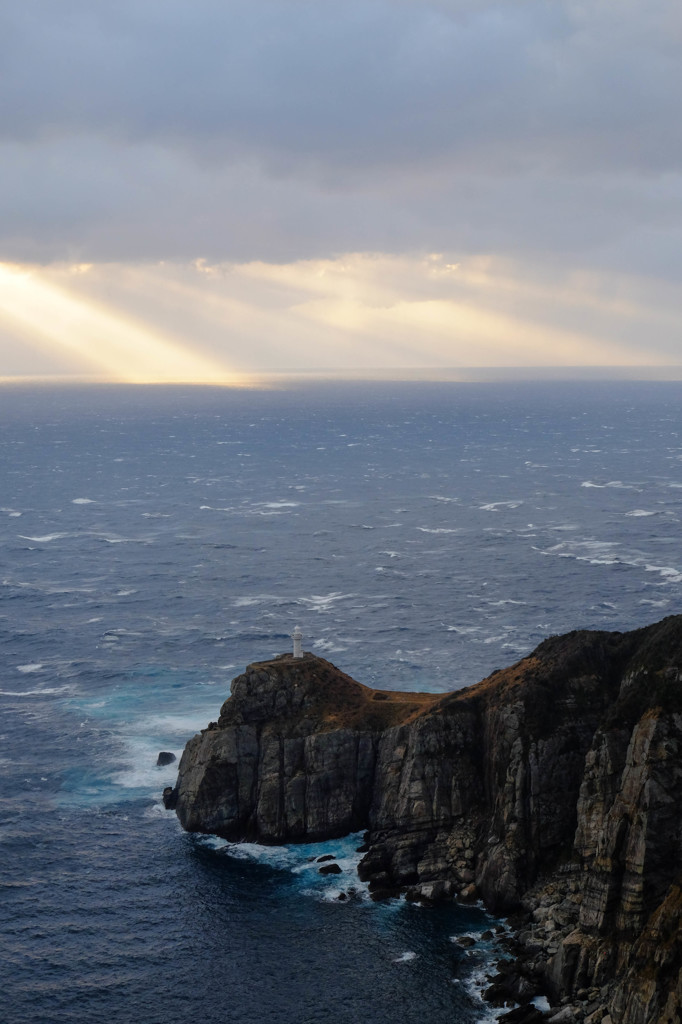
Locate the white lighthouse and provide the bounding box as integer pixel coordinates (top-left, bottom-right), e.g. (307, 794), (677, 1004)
(292, 625), (303, 658)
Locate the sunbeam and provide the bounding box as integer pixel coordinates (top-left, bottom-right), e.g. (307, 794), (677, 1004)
(0, 263), (249, 385)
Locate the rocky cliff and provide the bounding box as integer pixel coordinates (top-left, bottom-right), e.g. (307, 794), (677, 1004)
(165, 615), (682, 1024)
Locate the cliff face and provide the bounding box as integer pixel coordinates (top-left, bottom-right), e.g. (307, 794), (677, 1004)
(166, 615), (682, 1024)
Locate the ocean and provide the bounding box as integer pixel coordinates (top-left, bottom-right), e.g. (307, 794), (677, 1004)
(1, 380), (681, 1024)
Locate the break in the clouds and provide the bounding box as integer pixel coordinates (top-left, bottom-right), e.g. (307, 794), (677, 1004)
(0, 0), (680, 378)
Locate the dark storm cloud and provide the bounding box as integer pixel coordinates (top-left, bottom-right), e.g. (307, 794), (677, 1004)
(1, 0), (681, 264)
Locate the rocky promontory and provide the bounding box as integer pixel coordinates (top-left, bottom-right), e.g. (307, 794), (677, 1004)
(165, 615), (682, 1024)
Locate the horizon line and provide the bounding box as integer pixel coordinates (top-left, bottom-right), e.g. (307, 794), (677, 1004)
(2, 365), (682, 387)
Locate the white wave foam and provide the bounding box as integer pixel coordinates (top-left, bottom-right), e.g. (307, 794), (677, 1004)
(581, 480), (638, 490)
(539, 540), (682, 585)
(645, 564), (682, 583)
(460, 961), (506, 1023)
(202, 832), (369, 900)
(313, 638), (348, 653)
(479, 501), (523, 511)
(16, 663), (43, 673)
(416, 527), (460, 534)
(256, 501), (300, 509)
(393, 951), (417, 963)
(299, 592), (355, 612)
(94, 534), (146, 544)
(18, 533), (69, 543)
(135, 710), (220, 735)
(72, 498), (95, 504)
(625, 509), (658, 517)
(0, 686), (71, 696)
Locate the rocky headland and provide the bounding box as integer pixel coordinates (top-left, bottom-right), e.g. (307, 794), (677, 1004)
(165, 615), (682, 1024)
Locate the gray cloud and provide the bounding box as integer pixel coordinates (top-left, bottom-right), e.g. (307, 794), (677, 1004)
(1, 0), (681, 268)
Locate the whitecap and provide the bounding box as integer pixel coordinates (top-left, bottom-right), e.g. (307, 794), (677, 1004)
(94, 535), (146, 544)
(0, 686), (70, 696)
(624, 509), (658, 517)
(312, 638), (347, 653)
(16, 663), (43, 673)
(299, 592), (355, 612)
(393, 952), (417, 963)
(416, 527), (460, 534)
(72, 498), (95, 504)
(581, 480), (638, 490)
(645, 564), (682, 583)
(18, 533), (69, 543)
(479, 501), (523, 511)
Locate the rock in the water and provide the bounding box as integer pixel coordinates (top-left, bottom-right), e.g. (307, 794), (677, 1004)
(156, 751), (176, 766)
(405, 880), (455, 904)
(162, 786), (177, 809)
(498, 1004), (546, 1024)
(318, 862), (342, 875)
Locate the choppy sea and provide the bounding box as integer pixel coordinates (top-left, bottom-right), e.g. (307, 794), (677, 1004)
(2, 380), (681, 1024)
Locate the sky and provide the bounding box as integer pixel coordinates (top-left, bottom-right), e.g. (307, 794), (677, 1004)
(1, 0), (681, 383)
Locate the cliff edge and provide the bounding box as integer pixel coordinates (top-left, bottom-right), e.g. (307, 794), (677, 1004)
(165, 615), (682, 1024)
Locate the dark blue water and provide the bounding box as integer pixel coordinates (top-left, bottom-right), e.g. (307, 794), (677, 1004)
(2, 381), (681, 1023)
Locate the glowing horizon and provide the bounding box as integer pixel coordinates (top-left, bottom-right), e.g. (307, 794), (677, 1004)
(0, 255), (680, 385)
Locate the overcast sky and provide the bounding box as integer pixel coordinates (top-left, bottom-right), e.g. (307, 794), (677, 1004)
(1, 0), (681, 381)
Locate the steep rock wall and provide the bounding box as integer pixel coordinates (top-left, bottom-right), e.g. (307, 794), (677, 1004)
(165, 615), (682, 1024)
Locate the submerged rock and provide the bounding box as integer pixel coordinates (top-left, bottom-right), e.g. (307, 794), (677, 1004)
(165, 615), (682, 1024)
